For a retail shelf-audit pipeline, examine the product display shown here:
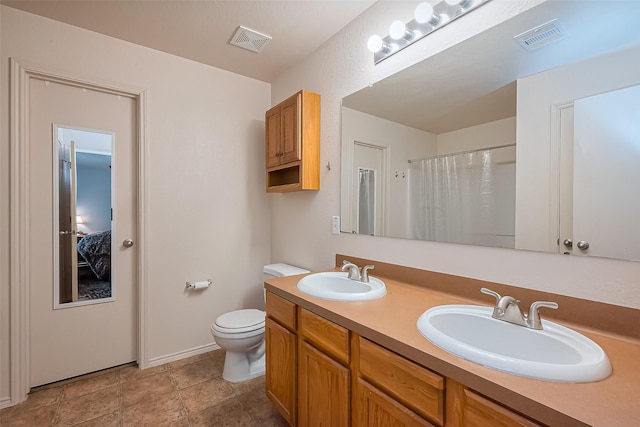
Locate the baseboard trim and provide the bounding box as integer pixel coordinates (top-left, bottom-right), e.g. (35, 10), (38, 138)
(0, 396), (12, 410)
(147, 343), (221, 368)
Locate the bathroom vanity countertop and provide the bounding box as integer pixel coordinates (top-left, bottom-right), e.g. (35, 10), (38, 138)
(265, 270), (640, 427)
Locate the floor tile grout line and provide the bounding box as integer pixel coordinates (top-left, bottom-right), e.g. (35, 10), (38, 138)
(118, 375), (124, 427)
(168, 362), (193, 427)
(51, 385), (65, 426)
(172, 371), (195, 427)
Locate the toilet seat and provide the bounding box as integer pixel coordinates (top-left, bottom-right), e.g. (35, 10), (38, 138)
(213, 309), (265, 334)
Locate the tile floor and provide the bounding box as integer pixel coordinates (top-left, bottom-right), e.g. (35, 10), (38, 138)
(0, 349), (288, 426)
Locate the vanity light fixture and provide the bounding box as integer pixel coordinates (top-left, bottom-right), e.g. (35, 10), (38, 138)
(368, 0), (492, 64)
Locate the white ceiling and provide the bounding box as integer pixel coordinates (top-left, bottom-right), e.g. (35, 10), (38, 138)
(1, 0), (376, 83)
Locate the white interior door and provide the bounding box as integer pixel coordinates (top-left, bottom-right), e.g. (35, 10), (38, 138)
(29, 77), (137, 387)
(69, 141), (79, 302)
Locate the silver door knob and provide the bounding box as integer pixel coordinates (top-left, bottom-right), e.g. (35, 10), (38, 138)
(576, 240), (589, 250)
(563, 238), (573, 248)
(123, 239), (134, 248)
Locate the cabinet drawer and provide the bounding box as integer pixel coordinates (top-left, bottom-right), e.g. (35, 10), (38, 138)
(461, 388), (542, 427)
(266, 291), (296, 332)
(299, 308), (349, 364)
(358, 336), (444, 426)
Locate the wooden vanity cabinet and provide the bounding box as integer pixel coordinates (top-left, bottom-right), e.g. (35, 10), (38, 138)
(265, 90), (320, 192)
(265, 291), (545, 427)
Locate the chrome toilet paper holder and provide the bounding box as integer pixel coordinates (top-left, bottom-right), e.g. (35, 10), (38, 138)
(185, 279), (212, 289)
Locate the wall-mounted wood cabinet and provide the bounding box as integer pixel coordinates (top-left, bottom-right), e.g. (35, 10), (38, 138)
(265, 90), (320, 192)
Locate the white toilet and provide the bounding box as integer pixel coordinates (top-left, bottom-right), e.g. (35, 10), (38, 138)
(210, 263), (309, 383)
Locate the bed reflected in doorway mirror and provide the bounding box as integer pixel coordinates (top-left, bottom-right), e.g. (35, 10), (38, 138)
(54, 125), (114, 308)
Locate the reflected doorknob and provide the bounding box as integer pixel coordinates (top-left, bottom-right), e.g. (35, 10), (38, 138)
(123, 239), (134, 248)
(563, 238), (573, 248)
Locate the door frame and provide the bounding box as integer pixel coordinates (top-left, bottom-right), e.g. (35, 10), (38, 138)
(9, 58), (149, 404)
(348, 140), (388, 236)
(550, 101), (575, 254)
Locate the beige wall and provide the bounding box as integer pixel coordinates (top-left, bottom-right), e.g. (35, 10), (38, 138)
(269, 0), (640, 311)
(1, 6), (271, 403)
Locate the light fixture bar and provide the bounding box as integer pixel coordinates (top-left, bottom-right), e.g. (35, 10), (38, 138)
(370, 0), (492, 64)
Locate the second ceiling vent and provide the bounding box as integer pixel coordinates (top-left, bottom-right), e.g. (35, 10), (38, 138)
(229, 26), (272, 53)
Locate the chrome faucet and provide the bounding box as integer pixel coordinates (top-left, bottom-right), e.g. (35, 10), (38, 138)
(341, 260), (375, 283)
(481, 288), (558, 330)
(341, 261), (361, 280)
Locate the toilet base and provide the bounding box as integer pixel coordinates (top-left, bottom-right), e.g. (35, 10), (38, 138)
(222, 350), (265, 383)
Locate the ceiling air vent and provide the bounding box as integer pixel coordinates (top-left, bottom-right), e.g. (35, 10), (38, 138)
(514, 19), (567, 51)
(229, 26), (272, 53)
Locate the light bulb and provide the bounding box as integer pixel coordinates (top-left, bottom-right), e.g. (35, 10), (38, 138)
(389, 20), (406, 40)
(367, 35), (383, 53)
(445, 0), (462, 5)
(414, 2), (434, 24)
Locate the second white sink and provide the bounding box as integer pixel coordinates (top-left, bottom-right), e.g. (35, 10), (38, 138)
(417, 305), (611, 382)
(297, 272), (386, 301)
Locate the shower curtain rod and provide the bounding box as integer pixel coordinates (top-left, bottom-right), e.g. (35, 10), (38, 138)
(408, 143), (515, 164)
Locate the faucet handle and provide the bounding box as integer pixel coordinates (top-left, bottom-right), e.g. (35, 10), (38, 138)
(480, 288), (502, 305)
(527, 301), (559, 330)
(361, 265), (374, 283)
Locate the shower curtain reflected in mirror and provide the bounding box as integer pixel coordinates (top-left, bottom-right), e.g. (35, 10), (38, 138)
(358, 168), (376, 235)
(407, 145), (516, 248)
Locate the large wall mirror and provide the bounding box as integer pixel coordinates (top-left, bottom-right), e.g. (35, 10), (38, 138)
(54, 125), (114, 308)
(341, 1), (640, 261)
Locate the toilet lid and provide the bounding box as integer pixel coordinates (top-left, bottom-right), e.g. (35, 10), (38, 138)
(215, 309), (265, 331)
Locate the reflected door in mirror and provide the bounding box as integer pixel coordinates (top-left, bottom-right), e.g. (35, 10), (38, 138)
(562, 84), (640, 261)
(352, 143), (385, 235)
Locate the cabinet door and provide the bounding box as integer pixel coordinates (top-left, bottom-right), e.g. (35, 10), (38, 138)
(298, 341), (350, 427)
(265, 317), (296, 426)
(265, 106), (282, 168)
(354, 378), (435, 427)
(280, 93), (301, 164)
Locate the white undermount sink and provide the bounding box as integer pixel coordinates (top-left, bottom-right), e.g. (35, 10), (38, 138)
(417, 305), (611, 383)
(296, 272), (386, 301)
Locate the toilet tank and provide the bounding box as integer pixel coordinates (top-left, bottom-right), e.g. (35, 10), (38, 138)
(263, 263), (310, 280)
